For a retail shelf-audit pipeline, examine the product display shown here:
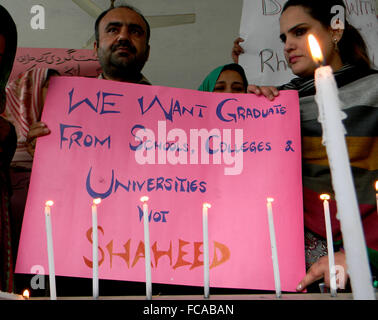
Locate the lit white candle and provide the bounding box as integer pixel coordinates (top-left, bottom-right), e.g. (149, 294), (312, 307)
(202, 203), (211, 299)
(308, 34), (375, 300)
(266, 198), (281, 298)
(92, 198), (101, 299)
(140, 196), (152, 300)
(44, 200), (56, 300)
(320, 194), (337, 297)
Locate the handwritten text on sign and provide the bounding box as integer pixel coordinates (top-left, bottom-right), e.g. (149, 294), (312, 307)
(10, 48), (101, 81)
(16, 77), (305, 292)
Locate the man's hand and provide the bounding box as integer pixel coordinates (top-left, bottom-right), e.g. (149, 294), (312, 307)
(26, 121), (50, 157)
(247, 85), (279, 101)
(232, 37), (245, 63)
(296, 251), (348, 292)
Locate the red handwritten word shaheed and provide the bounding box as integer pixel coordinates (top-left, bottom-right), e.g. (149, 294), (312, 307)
(83, 227), (230, 271)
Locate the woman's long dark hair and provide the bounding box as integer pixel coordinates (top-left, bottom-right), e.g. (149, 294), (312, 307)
(281, 0), (371, 69)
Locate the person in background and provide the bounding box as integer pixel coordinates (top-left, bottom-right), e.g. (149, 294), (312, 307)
(1, 68), (59, 270)
(234, 0), (378, 292)
(198, 63), (248, 93)
(0, 4), (17, 293)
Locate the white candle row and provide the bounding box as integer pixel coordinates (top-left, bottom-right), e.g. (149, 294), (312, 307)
(44, 198), (212, 300)
(44, 198), (102, 300)
(43, 177), (378, 300)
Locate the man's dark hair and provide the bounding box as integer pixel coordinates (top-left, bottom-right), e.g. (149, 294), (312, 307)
(94, 4), (150, 45)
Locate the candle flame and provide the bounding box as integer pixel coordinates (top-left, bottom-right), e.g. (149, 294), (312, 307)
(267, 197), (274, 203)
(93, 198), (101, 205)
(45, 200), (54, 207)
(203, 202), (211, 209)
(320, 194), (330, 200)
(375, 181), (378, 192)
(22, 289), (30, 299)
(308, 34), (324, 65)
(140, 196), (149, 203)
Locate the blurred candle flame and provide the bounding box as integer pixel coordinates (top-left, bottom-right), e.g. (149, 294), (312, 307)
(45, 200), (54, 207)
(22, 289), (30, 299)
(140, 196), (149, 203)
(203, 203), (211, 209)
(308, 34), (324, 65)
(320, 194), (331, 201)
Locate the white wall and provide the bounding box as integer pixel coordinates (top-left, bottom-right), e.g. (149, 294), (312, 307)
(2, 0), (243, 90)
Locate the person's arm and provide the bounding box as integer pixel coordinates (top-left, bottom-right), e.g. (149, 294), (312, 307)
(247, 84), (280, 101)
(232, 37), (281, 100)
(26, 121), (50, 157)
(296, 250), (349, 291)
(232, 37), (245, 64)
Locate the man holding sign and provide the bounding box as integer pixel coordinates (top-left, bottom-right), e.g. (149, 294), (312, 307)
(27, 4), (151, 156)
(18, 4), (155, 296)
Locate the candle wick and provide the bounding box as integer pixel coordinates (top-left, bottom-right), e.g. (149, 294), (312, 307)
(314, 58), (326, 68)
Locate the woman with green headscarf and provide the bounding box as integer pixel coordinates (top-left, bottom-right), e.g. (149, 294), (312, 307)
(0, 4), (17, 293)
(198, 63), (248, 93)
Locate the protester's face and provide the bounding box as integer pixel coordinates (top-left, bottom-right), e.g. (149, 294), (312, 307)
(94, 7), (150, 80)
(279, 6), (342, 77)
(0, 34), (5, 65)
(213, 70), (245, 93)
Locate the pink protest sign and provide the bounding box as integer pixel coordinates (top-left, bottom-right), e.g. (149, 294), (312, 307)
(16, 76), (305, 292)
(10, 48), (101, 81)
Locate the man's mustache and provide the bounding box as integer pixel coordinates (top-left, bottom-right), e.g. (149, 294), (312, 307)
(112, 41), (137, 54)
